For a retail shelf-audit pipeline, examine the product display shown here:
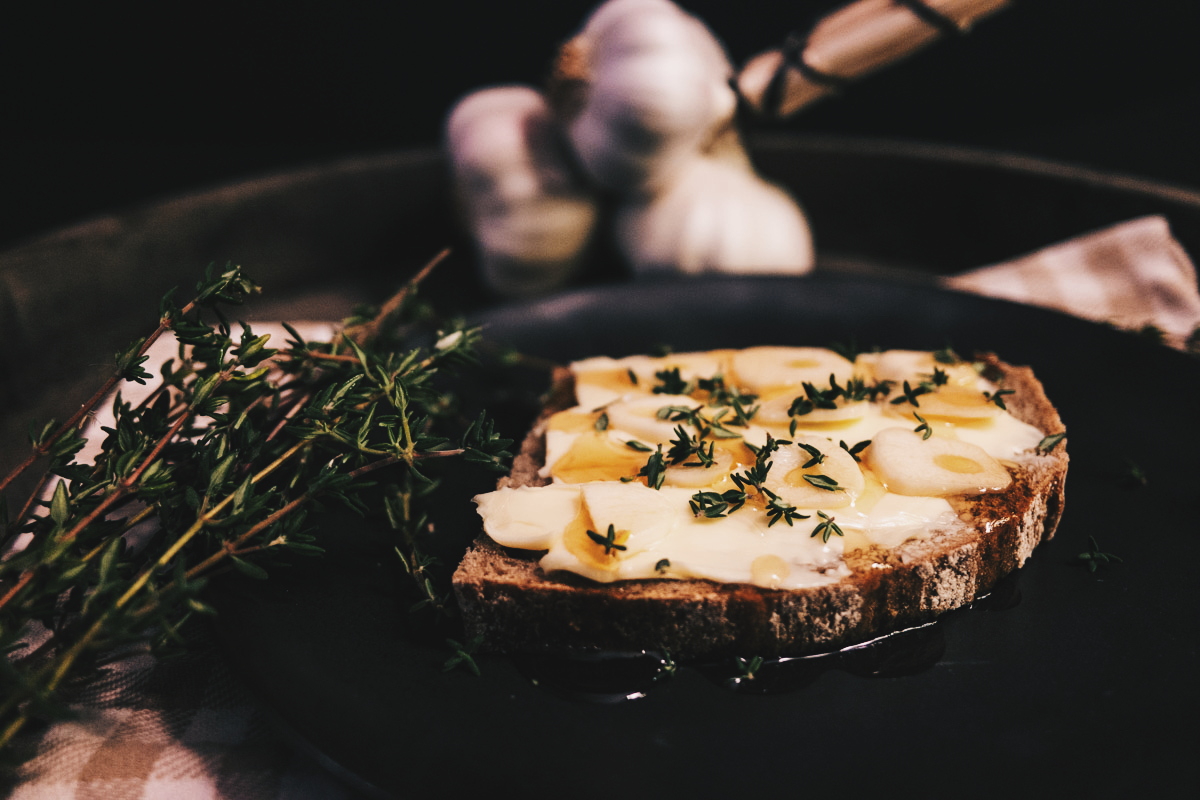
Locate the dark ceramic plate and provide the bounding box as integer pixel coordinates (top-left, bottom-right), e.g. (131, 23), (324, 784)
(214, 274), (1200, 798)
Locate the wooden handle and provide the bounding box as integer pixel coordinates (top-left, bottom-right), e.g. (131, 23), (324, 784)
(738, 0), (1012, 117)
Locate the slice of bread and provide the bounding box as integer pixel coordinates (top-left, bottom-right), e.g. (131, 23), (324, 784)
(452, 352), (1067, 659)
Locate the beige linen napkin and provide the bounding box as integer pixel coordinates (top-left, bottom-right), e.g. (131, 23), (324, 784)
(7, 217), (1200, 800)
(944, 215), (1200, 350)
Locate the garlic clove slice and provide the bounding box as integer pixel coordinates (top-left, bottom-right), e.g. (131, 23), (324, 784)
(730, 346), (855, 394)
(865, 427), (1012, 497)
(768, 437), (866, 509)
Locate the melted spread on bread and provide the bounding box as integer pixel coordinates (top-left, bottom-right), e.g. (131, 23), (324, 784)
(474, 348), (1047, 589)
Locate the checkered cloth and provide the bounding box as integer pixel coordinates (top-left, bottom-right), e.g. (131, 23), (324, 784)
(945, 216), (1200, 350)
(5, 630), (349, 800)
(5, 215), (1199, 799)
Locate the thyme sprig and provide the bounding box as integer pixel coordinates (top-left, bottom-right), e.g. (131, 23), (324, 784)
(889, 380), (929, 407)
(1076, 537), (1122, 572)
(984, 388), (1015, 410)
(1036, 432), (1066, 454)
(696, 375), (758, 414)
(688, 489), (747, 518)
(796, 442), (826, 469)
(811, 511), (844, 543)
(442, 635), (484, 676)
(839, 439), (871, 462)
(933, 346), (960, 364)
(666, 426), (716, 467)
(652, 367), (692, 395)
(735, 655), (764, 679)
(763, 488), (809, 527)
(586, 523), (626, 555)
(0, 255), (513, 752)
(654, 403), (740, 440)
(802, 474), (841, 492)
(788, 375), (890, 420)
(636, 445), (669, 489)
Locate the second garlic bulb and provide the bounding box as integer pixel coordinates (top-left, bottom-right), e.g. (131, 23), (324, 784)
(446, 86), (599, 297)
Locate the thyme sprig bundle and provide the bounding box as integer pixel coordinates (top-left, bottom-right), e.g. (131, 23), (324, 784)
(0, 256), (511, 752)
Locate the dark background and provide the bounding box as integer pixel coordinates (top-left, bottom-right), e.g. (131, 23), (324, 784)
(2, 0), (1197, 252)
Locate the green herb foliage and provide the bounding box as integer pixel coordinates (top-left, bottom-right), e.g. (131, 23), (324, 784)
(1076, 536), (1122, 572)
(984, 388), (1014, 410)
(442, 635), (484, 676)
(1036, 432), (1066, 454)
(933, 346), (960, 365)
(652, 367), (692, 395)
(586, 523), (626, 555)
(889, 380), (929, 408)
(811, 511), (845, 543)
(735, 655), (764, 679)
(839, 439), (871, 462)
(688, 489), (748, 518)
(637, 446), (668, 490)
(0, 257), (512, 752)
(762, 489), (809, 527)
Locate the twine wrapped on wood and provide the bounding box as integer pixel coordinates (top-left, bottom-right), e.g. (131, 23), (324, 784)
(738, 0), (1011, 117)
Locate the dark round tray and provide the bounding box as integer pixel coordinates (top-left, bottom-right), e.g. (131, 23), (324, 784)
(2, 137), (1198, 797)
(214, 275), (1200, 798)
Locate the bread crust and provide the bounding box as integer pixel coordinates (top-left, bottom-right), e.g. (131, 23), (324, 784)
(452, 355), (1068, 659)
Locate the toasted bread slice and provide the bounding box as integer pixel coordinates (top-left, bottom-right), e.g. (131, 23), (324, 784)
(452, 352), (1067, 659)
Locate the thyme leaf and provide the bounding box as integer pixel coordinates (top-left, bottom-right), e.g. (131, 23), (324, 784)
(735, 655), (764, 679)
(933, 346), (960, 364)
(1076, 536), (1122, 573)
(796, 442), (826, 469)
(638, 445), (668, 490)
(689, 489), (747, 518)
(839, 439), (871, 462)
(811, 510), (845, 543)
(586, 523), (627, 555)
(984, 388), (1014, 410)
(802, 474), (841, 492)
(652, 367), (692, 395)
(1036, 432), (1066, 454)
(913, 412), (933, 440)
(763, 488), (809, 527)
(889, 380), (929, 407)
(443, 636), (484, 676)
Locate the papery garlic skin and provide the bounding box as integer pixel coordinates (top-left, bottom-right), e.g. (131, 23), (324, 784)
(616, 157), (816, 275)
(566, 0), (740, 194)
(446, 86), (599, 297)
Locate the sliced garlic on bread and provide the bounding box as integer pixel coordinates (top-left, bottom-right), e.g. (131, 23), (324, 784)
(866, 427), (1011, 497)
(768, 436), (866, 509)
(730, 346), (855, 393)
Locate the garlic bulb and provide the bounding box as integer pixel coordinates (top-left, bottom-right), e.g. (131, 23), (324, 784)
(564, 0), (742, 194)
(444, 0), (818, 295)
(616, 156), (815, 275)
(445, 86), (599, 297)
